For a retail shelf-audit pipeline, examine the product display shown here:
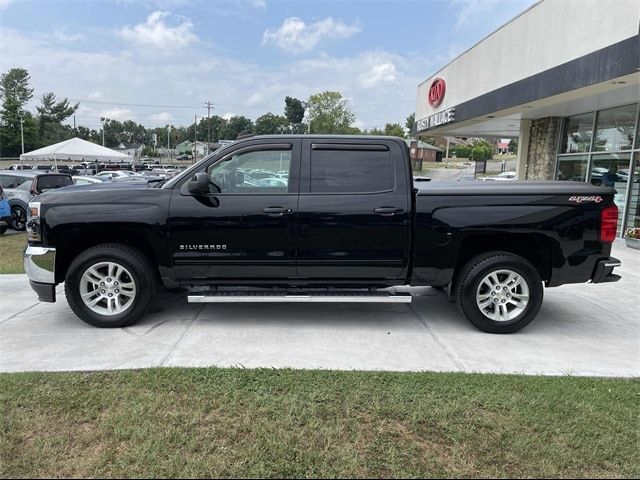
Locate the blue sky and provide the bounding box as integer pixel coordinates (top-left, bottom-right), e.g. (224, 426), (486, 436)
(0, 0), (534, 130)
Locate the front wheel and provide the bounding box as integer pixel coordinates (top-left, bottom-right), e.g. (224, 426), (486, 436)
(65, 244), (158, 328)
(455, 252), (543, 334)
(11, 205), (26, 231)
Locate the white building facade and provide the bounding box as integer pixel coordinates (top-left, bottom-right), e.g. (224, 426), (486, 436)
(414, 0), (640, 236)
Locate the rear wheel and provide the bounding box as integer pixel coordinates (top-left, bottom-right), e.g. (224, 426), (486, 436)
(455, 252), (543, 333)
(0, 224), (7, 235)
(65, 244), (158, 328)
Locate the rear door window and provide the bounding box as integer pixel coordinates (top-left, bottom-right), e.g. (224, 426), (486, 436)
(310, 146), (394, 193)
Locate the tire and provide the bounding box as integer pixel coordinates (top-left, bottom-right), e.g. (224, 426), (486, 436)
(455, 252), (543, 334)
(65, 243), (158, 328)
(11, 204), (26, 231)
(0, 224), (7, 235)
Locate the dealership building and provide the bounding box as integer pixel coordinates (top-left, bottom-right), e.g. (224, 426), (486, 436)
(414, 0), (640, 236)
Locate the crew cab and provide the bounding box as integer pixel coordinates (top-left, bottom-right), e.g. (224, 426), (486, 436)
(24, 135), (621, 333)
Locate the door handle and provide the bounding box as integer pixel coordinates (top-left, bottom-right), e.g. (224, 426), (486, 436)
(374, 207), (404, 216)
(262, 206), (293, 216)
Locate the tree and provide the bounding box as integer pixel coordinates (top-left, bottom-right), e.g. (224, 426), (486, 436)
(471, 139), (493, 161)
(306, 91), (356, 134)
(36, 92), (79, 145)
(405, 113), (415, 135)
(508, 138), (518, 154)
(255, 113), (289, 135)
(0, 68), (35, 156)
(222, 116), (254, 139)
(384, 123), (405, 138)
(284, 96), (305, 133)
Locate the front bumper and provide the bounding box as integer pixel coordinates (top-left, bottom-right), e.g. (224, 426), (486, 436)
(24, 245), (57, 302)
(0, 214), (10, 227)
(591, 257), (621, 284)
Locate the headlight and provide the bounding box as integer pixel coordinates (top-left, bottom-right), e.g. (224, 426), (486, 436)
(27, 201), (41, 242)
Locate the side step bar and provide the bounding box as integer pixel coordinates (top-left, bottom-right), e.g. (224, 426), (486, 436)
(187, 290), (412, 303)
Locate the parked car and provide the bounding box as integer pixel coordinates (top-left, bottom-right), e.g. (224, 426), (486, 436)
(25, 135), (621, 334)
(481, 171), (517, 181)
(0, 172), (73, 230)
(73, 176), (105, 185)
(0, 171), (39, 230)
(6, 164), (33, 171)
(95, 170), (136, 181)
(176, 154), (193, 161)
(0, 184), (11, 234)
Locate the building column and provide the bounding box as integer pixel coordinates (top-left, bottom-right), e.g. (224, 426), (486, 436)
(526, 117), (562, 180)
(515, 119), (530, 181)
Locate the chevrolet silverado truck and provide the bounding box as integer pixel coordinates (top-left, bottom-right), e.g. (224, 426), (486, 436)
(23, 135), (621, 333)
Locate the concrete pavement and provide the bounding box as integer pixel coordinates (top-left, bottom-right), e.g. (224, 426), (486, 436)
(1, 242), (638, 376)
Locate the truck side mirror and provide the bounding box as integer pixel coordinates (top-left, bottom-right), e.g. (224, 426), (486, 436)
(187, 172), (210, 195)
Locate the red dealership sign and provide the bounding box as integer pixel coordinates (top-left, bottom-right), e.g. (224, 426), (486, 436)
(428, 77), (446, 108)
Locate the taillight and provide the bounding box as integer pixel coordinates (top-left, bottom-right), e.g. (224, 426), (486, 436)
(600, 205), (618, 243)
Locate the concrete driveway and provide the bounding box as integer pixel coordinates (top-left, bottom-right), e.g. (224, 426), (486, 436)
(1, 242), (638, 376)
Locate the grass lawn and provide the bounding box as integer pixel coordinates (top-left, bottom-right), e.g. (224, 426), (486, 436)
(0, 368), (637, 478)
(0, 232), (26, 274)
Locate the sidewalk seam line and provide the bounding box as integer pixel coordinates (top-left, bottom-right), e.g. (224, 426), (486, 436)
(0, 302), (40, 326)
(159, 304), (204, 367)
(407, 303), (467, 371)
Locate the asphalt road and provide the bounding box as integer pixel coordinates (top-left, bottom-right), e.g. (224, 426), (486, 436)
(1, 242), (638, 376)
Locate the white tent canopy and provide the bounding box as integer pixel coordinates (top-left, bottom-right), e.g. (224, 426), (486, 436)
(19, 137), (131, 165)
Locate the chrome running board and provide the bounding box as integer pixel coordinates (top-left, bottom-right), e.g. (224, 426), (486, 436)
(187, 290), (412, 303)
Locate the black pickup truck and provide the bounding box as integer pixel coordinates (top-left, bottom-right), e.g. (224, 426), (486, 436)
(24, 135), (621, 333)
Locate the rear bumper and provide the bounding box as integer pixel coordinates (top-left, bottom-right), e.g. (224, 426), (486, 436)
(24, 245), (57, 302)
(591, 257), (621, 284)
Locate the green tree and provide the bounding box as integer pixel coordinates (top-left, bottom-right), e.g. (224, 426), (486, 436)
(193, 115), (228, 143)
(36, 92), (79, 146)
(405, 113), (415, 135)
(76, 126), (100, 144)
(284, 96), (305, 133)
(0, 68), (35, 156)
(470, 139), (493, 161)
(384, 123), (405, 138)
(508, 138), (518, 154)
(307, 91), (356, 134)
(222, 116), (254, 139)
(255, 113), (289, 135)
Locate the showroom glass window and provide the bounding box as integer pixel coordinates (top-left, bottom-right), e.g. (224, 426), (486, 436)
(556, 103), (639, 236)
(560, 112), (594, 153)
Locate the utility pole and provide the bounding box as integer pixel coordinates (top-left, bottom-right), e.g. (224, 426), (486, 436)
(194, 114), (197, 163)
(167, 125), (171, 162)
(100, 117), (106, 146)
(19, 111), (25, 169)
(203, 101), (213, 155)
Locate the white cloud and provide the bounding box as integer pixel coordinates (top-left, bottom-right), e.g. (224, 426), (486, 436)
(0, 0), (13, 10)
(222, 112), (236, 120)
(53, 27), (85, 43)
(149, 112), (173, 123)
(454, 0), (500, 29)
(252, 0), (266, 8)
(246, 93), (264, 107)
(359, 62), (398, 88)
(262, 17), (361, 54)
(88, 91), (103, 99)
(119, 11), (197, 49)
(100, 108), (134, 121)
